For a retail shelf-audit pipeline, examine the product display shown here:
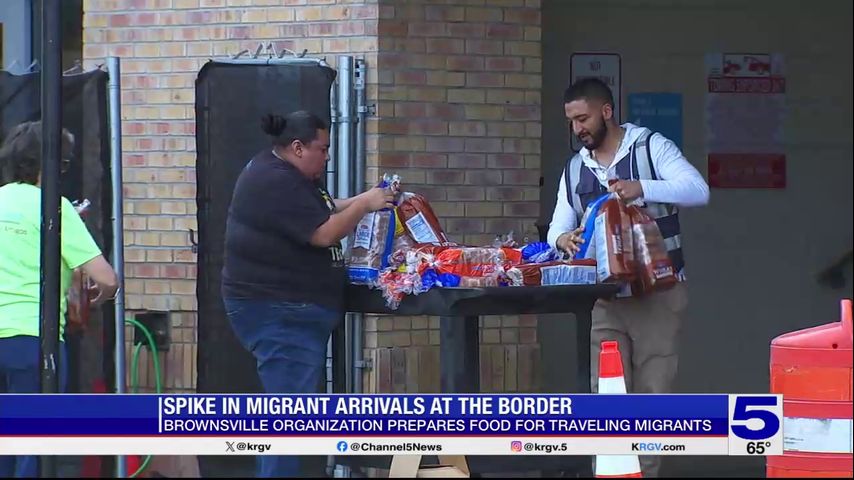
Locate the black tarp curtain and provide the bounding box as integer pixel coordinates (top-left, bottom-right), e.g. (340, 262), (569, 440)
(0, 68), (114, 399)
(194, 60), (336, 477)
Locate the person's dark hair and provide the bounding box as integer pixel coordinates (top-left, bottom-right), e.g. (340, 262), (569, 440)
(563, 78), (615, 108)
(0, 120), (74, 185)
(261, 110), (328, 148)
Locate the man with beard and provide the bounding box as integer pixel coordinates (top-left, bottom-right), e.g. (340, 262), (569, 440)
(547, 78), (709, 477)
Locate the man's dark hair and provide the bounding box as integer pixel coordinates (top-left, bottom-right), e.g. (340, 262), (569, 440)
(261, 110), (328, 148)
(563, 78), (615, 108)
(0, 120), (74, 185)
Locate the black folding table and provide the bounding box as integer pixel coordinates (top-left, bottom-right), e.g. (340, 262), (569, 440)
(343, 283), (620, 476)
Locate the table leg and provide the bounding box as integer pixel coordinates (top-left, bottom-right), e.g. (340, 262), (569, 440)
(575, 308), (592, 393)
(439, 316), (480, 393)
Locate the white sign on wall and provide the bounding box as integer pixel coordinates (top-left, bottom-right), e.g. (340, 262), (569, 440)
(569, 53), (622, 151)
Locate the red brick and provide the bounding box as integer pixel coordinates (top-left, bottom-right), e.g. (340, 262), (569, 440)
(425, 5), (465, 22)
(186, 10), (214, 24)
(486, 23), (523, 39)
(504, 8), (541, 24)
(449, 121), (486, 136)
(427, 104), (465, 120)
(488, 154), (524, 169)
(464, 138), (503, 153)
(448, 88), (486, 104)
(520, 328), (537, 344)
(426, 71), (465, 87)
(395, 102), (427, 117)
(505, 106), (540, 121)
(486, 218), (523, 233)
(134, 264), (160, 278)
(425, 38), (465, 54)
(466, 40), (503, 55)
(380, 52), (410, 69)
(226, 26), (250, 39)
(503, 138), (540, 154)
(379, 5), (395, 19)
(446, 187), (485, 201)
(503, 169), (541, 185)
(425, 137), (465, 152)
(447, 218), (485, 234)
(466, 72), (504, 88)
(486, 90), (525, 105)
(504, 202), (540, 217)
(378, 153), (410, 168)
(465, 7), (503, 22)
(448, 23), (485, 37)
(525, 91), (541, 105)
(308, 22), (336, 36)
(485, 56), (523, 72)
(395, 71), (427, 86)
(520, 315), (538, 327)
(448, 153), (486, 169)
(409, 22), (447, 37)
(365, 21), (378, 36)
(505, 73), (541, 89)
(411, 153), (447, 169)
(465, 170), (503, 185)
(412, 186), (447, 201)
(409, 120), (448, 136)
(351, 4), (378, 19)
(505, 41), (539, 56)
(378, 119), (409, 135)
(163, 265), (188, 279)
(427, 170), (465, 185)
(379, 20), (408, 36)
(109, 14), (131, 27)
(447, 56), (484, 71)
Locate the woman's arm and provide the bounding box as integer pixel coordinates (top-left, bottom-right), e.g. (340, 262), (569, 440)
(333, 197), (359, 211)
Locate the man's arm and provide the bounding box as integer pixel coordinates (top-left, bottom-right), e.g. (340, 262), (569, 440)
(638, 134), (710, 207)
(547, 167), (580, 249)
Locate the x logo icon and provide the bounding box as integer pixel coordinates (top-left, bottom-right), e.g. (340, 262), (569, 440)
(225, 441), (235, 452)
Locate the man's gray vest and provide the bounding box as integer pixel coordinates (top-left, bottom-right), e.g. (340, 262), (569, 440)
(564, 131), (685, 277)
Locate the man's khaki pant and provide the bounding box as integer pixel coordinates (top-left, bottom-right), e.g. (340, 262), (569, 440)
(590, 282), (689, 478)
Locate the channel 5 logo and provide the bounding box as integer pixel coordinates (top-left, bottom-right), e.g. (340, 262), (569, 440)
(729, 395), (781, 440)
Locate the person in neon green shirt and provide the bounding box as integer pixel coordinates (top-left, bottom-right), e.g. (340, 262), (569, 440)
(0, 121), (118, 478)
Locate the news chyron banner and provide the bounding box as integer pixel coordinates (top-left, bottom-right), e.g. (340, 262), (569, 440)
(0, 394), (782, 456)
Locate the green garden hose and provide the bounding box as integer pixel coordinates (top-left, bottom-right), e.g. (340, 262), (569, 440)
(125, 317), (162, 478)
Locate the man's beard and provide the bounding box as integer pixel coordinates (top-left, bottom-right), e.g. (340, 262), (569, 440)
(580, 118), (608, 150)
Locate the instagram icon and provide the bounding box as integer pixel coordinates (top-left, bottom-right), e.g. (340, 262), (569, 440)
(511, 441), (523, 452)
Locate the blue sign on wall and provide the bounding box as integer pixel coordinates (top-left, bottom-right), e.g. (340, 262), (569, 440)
(628, 93), (683, 149)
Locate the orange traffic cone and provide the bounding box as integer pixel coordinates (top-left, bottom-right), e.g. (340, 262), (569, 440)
(595, 340), (642, 478)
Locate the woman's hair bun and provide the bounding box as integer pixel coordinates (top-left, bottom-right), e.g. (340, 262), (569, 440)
(261, 114), (287, 136)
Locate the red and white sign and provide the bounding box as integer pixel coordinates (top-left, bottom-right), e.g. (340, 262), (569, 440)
(708, 154), (786, 189)
(705, 53), (787, 189)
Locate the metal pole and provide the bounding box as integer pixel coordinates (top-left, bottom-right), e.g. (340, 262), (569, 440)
(336, 56), (354, 201)
(325, 64), (339, 480)
(337, 56), (355, 395)
(352, 58), (368, 394)
(327, 77), (338, 199)
(39, 0), (62, 474)
(107, 56), (128, 479)
(354, 59), (367, 195)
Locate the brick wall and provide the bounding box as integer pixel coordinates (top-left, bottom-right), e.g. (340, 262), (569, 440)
(82, 0), (544, 396)
(363, 0), (543, 393)
(83, 0), (381, 392)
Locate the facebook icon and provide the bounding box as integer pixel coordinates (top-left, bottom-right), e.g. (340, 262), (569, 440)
(337, 441), (348, 452)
